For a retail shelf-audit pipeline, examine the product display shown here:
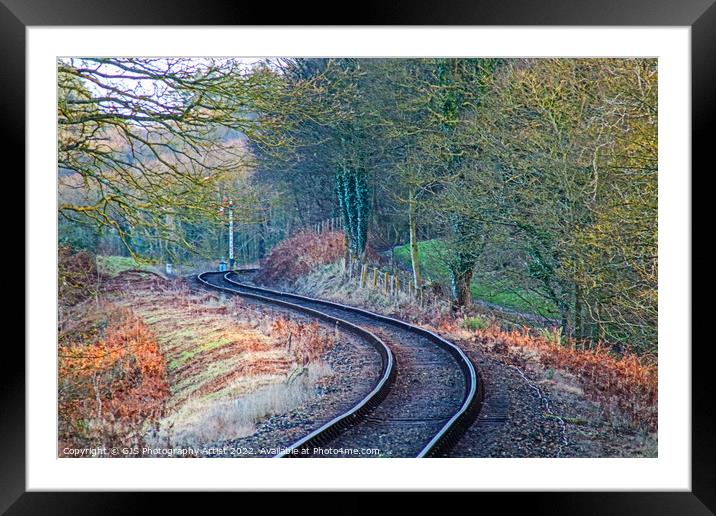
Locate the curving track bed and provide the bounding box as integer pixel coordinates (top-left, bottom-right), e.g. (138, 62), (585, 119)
(198, 271), (483, 458)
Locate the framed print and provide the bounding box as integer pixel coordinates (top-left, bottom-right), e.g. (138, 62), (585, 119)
(4, 0), (710, 512)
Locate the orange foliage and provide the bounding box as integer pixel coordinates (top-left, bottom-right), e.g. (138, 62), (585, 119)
(58, 304), (169, 454)
(254, 230), (345, 285)
(465, 325), (657, 431)
(368, 302), (657, 430)
(103, 275), (336, 407)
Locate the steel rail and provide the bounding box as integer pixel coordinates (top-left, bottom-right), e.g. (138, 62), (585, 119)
(197, 271), (395, 458)
(199, 270), (483, 457)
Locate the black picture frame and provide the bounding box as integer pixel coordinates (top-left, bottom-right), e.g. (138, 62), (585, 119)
(3, 0), (708, 513)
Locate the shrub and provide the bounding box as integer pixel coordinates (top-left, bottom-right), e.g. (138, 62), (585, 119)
(58, 304), (169, 455)
(468, 325), (657, 431)
(58, 246), (98, 308)
(537, 326), (563, 346)
(462, 315), (489, 331)
(254, 230), (345, 286)
(96, 255), (148, 277)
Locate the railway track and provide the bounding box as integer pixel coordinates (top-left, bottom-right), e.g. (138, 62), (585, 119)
(197, 270), (483, 458)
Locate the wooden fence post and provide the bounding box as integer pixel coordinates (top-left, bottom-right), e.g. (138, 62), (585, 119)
(360, 264), (368, 288)
(372, 267), (379, 288)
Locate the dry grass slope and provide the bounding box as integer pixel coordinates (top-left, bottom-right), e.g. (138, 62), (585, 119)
(103, 272), (337, 450)
(58, 247), (339, 455)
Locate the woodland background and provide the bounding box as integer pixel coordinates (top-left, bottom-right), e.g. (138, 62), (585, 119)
(59, 57), (657, 357)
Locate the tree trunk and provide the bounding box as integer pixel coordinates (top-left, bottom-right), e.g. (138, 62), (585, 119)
(343, 231), (350, 271)
(408, 190), (422, 289)
(574, 283), (583, 341)
(451, 266), (474, 308)
(559, 300), (570, 339)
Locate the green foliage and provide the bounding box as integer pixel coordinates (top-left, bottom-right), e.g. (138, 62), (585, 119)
(471, 59), (657, 352)
(393, 239), (558, 316)
(462, 315), (489, 331)
(538, 327), (564, 346)
(96, 255), (153, 277)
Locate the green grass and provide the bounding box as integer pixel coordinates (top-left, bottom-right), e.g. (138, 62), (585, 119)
(470, 279), (559, 317)
(96, 255), (153, 277)
(462, 315), (489, 331)
(168, 337), (234, 370)
(393, 239), (451, 278)
(393, 239), (559, 317)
